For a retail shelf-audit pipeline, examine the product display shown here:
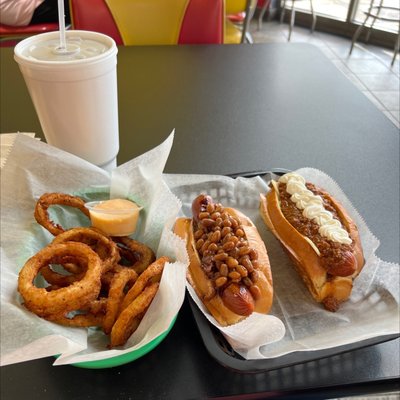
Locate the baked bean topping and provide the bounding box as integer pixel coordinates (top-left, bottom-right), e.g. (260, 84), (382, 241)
(221, 226), (231, 237)
(193, 199), (261, 297)
(215, 277), (227, 287)
(199, 212), (209, 220)
(208, 243), (219, 253)
(194, 229), (204, 240)
(214, 252), (228, 261)
(219, 263), (228, 276)
(249, 285), (262, 299)
(206, 203), (215, 213)
(196, 238), (204, 250)
(222, 241), (235, 252)
(210, 230), (221, 243)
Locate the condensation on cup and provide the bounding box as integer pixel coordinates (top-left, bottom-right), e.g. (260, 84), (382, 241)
(14, 30), (119, 171)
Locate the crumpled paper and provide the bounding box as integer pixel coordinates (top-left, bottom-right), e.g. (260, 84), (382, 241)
(0, 131), (187, 366)
(164, 169), (400, 360)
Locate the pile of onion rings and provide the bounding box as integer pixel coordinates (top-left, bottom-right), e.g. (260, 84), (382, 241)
(18, 192), (168, 348)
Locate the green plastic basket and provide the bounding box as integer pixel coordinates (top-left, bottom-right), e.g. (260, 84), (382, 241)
(62, 315), (177, 369)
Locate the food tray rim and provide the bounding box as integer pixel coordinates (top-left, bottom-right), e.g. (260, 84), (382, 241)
(189, 297), (399, 373)
(187, 168), (399, 373)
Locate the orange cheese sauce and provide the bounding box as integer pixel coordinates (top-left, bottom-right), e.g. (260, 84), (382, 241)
(88, 198), (141, 236)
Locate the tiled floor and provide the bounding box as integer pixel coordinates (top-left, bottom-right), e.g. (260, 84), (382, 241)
(249, 19), (400, 129)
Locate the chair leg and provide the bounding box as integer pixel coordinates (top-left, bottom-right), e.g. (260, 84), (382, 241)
(349, 7), (371, 55)
(391, 28), (400, 66)
(241, 0), (254, 44)
(350, 24), (364, 55)
(258, 0), (271, 31)
(367, 0), (383, 42)
(310, 0), (316, 32)
(365, 13), (378, 42)
(245, 31), (254, 43)
(280, 0), (286, 24)
(288, 0), (295, 41)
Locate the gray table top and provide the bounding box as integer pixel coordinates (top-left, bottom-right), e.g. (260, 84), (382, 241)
(2, 42), (399, 263)
(1, 42), (399, 399)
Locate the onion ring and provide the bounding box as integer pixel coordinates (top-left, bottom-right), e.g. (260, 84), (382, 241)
(40, 254), (87, 287)
(110, 282), (160, 348)
(62, 262), (84, 275)
(101, 264), (123, 290)
(52, 227), (120, 273)
(46, 311), (105, 327)
(34, 193), (90, 236)
(102, 268), (138, 335)
(100, 239), (154, 289)
(120, 256), (168, 312)
(18, 242), (102, 317)
(113, 237), (155, 274)
(20, 192), (169, 347)
(40, 267), (84, 287)
(45, 297), (107, 327)
(87, 297), (108, 315)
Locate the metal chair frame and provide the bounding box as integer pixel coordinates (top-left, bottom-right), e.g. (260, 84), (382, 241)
(242, 0), (258, 42)
(226, 0), (258, 43)
(280, 0), (316, 41)
(257, 0), (272, 31)
(349, 0), (400, 66)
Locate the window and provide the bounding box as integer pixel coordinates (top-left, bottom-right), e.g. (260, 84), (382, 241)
(281, 0), (398, 47)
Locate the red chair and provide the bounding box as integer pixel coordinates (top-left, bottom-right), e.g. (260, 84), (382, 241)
(69, 0), (123, 45)
(70, 0), (224, 45)
(0, 22), (59, 47)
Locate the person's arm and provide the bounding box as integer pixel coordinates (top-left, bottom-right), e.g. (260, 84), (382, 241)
(0, 0), (44, 26)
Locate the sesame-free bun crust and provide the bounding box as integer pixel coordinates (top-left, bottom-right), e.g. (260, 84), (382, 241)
(174, 208), (273, 326)
(259, 184), (364, 311)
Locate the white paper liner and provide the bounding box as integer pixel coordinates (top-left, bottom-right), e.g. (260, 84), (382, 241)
(1, 134), (399, 364)
(0, 132), (37, 168)
(164, 170), (400, 360)
(0, 132), (187, 366)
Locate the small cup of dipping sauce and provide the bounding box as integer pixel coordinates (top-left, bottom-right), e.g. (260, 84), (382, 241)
(86, 198), (142, 237)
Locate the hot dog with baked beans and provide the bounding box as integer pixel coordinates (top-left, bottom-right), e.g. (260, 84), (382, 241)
(259, 172), (365, 311)
(174, 194), (273, 326)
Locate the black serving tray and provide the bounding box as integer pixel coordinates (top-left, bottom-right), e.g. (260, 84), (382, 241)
(186, 168), (399, 373)
(188, 296), (399, 373)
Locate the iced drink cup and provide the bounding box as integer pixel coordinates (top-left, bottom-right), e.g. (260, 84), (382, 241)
(14, 30), (119, 171)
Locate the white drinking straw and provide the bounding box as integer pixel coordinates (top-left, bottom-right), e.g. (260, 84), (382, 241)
(57, 0), (67, 52)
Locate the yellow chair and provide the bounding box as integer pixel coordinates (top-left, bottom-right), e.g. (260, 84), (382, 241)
(225, 0), (257, 44)
(70, 0), (225, 45)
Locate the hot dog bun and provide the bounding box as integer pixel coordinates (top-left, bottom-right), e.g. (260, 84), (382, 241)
(174, 195), (273, 326)
(259, 173), (364, 311)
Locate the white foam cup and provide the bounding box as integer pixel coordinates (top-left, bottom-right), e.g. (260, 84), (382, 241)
(14, 30), (119, 171)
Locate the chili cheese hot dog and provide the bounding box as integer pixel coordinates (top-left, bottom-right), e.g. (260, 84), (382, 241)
(259, 172), (364, 311)
(174, 194), (274, 326)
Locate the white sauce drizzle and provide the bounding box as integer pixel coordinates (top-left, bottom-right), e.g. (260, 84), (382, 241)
(278, 173), (352, 245)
